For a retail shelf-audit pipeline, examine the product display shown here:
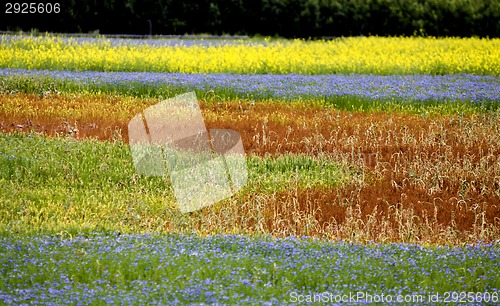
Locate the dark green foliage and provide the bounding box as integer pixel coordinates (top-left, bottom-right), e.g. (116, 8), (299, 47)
(1, 0), (499, 37)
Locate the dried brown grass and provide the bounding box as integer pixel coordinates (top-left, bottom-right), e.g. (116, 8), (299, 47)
(1, 94), (499, 244)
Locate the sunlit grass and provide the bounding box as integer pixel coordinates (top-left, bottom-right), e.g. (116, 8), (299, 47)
(0, 132), (350, 236)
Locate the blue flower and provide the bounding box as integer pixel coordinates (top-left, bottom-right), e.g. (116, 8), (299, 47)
(1, 69), (498, 103)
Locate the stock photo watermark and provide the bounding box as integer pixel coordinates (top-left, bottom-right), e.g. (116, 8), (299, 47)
(128, 92), (248, 213)
(289, 291), (499, 304)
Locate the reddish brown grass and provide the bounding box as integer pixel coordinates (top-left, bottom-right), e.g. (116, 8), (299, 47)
(1, 93), (499, 243)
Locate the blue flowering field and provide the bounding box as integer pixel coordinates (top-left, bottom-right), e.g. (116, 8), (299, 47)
(1, 234), (499, 304)
(2, 69), (499, 112)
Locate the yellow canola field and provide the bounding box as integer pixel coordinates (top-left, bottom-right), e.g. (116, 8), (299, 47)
(1, 35), (499, 75)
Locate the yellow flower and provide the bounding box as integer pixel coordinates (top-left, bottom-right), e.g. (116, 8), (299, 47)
(0, 35), (498, 75)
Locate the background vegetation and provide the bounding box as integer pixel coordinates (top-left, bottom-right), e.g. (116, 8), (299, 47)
(2, 0), (500, 38)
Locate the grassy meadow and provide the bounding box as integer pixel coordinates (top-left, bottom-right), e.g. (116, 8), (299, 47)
(0, 35), (499, 304)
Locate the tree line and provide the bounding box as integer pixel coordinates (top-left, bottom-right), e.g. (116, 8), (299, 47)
(2, 0), (499, 37)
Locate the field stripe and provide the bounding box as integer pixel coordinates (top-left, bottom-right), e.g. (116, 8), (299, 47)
(1, 126), (498, 243)
(2, 36), (499, 75)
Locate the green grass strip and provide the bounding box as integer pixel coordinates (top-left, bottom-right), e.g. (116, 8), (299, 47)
(0, 132), (351, 235)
